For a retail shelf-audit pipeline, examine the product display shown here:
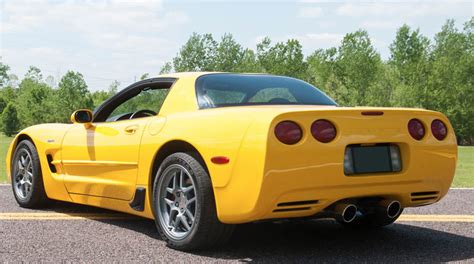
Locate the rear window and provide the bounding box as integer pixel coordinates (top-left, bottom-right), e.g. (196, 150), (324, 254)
(195, 74), (337, 109)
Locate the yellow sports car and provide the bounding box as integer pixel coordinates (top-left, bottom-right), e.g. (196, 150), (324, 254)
(6, 72), (457, 250)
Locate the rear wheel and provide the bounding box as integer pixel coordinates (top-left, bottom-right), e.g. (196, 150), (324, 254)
(152, 152), (234, 251)
(11, 140), (49, 208)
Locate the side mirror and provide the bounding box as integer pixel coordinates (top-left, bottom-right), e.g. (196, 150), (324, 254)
(70, 109), (93, 124)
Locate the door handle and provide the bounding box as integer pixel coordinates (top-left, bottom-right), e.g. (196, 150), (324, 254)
(124, 125), (139, 134)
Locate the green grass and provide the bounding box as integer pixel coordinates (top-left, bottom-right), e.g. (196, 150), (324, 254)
(0, 133), (13, 183)
(0, 134), (472, 186)
(452, 146), (474, 187)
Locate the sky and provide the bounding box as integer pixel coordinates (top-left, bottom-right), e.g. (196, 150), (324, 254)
(0, 0), (472, 91)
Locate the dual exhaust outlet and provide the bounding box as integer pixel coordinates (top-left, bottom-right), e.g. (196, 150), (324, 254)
(329, 200), (402, 223)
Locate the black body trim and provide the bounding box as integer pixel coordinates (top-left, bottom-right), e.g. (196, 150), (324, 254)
(129, 187), (146, 211)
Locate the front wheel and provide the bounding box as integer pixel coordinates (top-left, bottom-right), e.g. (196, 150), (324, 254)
(11, 140), (49, 208)
(152, 152), (234, 251)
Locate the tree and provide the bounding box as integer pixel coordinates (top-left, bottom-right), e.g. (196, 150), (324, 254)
(428, 19), (474, 144)
(173, 33), (217, 72)
(1, 103), (20, 136)
(389, 25), (430, 107)
(24, 66), (43, 82)
(336, 30), (382, 106)
(0, 63), (10, 88)
(57, 71), (94, 122)
(234, 48), (262, 73)
(306, 30), (382, 106)
(257, 38), (307, 79)
(159, 63), (172, 74)
(0, 97), (6, 114)
(16, 78), (56, 127)
(213, 34), (244, 71)
(306, 48), (338, 97)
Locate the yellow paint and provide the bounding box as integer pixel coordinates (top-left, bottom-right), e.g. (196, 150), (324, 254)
(5, 72), (458, 224)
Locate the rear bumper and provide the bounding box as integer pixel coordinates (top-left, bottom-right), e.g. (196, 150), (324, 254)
(216, 150), (456, 224)
(213, 117), (457, 224)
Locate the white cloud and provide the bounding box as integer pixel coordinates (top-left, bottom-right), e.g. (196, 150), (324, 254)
(1, 0), (189, 90)
(294, 33), (344, 49)
(336, 1), (468, 17)
(282, 33), (344, 55)
(360, 19), (409, 30)
(298, 7), (323, 18)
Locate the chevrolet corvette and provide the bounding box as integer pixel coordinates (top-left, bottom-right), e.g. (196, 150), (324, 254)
(6, 72), (457, 250)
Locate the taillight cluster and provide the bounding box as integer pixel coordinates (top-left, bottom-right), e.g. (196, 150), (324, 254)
(311, 120), (337, 143)
(408, 118), (447, 141)
(275, 119), (337, 145)
(274, 121), (303, 145)
(431, 119), (448, 140)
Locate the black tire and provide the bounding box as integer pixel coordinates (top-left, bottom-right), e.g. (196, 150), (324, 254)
(11, 140), (50, 208)
(338, 208), (403, 228)
(152, 152), (234, 251)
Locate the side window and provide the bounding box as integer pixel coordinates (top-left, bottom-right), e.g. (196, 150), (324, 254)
(248, 87), (297, 103)
(108, 88), (170, 120)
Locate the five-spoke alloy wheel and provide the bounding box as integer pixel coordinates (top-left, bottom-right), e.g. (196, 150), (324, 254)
(13, 148), (34, 200)
(11, 140), (49, 208)
(157, 164), (197, 239)
(153, 152), (234, 251)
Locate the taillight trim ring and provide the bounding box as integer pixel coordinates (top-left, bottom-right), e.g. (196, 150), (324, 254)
(311, 119), (338, 143)
(274, 120), (304, 145)
(431, 119), (448, 141)
(407, 118), (426, 141)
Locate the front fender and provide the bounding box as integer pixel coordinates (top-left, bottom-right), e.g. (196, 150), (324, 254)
(6, 124), (73, 201)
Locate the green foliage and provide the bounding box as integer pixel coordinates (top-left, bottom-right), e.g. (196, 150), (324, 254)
(257, 38), (307, 79)
(1, 103), (20, 136)
(173, 33), (218, 72)
(0, 63), (10, 87)
(389, 25), (431, 107)
(16, 78), (57, 127)
(306, 30), (381, 106)
(159, 63), (172, 74)
(0, 17), (472, 144)
(57, 71), (94, 122)
(427, 19), (474, 144)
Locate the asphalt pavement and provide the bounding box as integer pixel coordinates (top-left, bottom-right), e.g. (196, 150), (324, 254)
(0, 185), (473, 263)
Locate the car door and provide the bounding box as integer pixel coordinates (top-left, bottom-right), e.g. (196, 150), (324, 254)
(61, 118), (148, 200)
(60, 79), (173, 201)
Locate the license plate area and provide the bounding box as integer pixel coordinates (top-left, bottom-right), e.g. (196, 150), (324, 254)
(344, 143), (402, 176)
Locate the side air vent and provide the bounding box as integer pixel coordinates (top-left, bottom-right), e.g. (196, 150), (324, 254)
(411, 191), (439, 203)
(272, 200), (319, 213)
(46, 154), (57, 173)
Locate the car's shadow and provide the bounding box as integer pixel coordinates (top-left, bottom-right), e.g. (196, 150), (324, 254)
(46, 201), (474, 263)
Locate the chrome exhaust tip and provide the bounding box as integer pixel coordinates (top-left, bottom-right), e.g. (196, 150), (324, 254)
(386, 200), (401, 218)
(330, 203), (358, 223)
(341, 204), (358, 223)
(378, 200), (402, 219)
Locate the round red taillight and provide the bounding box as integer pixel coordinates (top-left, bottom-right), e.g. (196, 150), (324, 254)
(431, 119), (447, 140)
(408, 119), (425, 140)
(311, 119), (337, 143)
(274, 121), (303, 145)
